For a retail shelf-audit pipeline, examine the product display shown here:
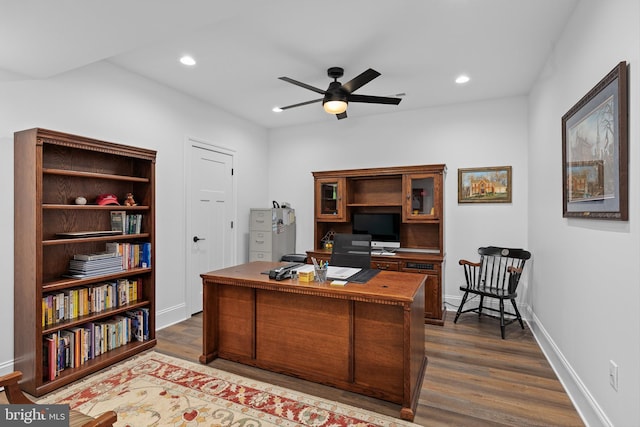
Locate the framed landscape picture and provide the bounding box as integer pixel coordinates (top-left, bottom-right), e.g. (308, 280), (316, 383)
(458, 166), (512, 203)
(562, 61), (628, 220)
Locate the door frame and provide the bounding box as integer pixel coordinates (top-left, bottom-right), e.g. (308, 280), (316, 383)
(184, 136), (237, 317)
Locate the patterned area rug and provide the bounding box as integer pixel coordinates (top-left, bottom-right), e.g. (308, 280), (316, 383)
(38, 351), (420, 427)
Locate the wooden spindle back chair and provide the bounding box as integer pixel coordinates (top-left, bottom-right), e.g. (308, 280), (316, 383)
(454, 246), (531, 338)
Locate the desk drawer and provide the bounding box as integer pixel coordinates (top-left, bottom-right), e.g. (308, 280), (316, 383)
(372, 260), (399, 271)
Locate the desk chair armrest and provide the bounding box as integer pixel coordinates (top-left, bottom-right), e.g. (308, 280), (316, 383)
(458, 259), (482, 288)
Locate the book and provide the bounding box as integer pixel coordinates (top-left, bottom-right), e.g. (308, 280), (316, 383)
(141, 242), (151, 268)
(110, 211), (127, 234)
(45, 336), (56, 381)
(73, 251), (118, 261)
(68, 255), (124, 278)
(69, 257), (123, 271)
(59, 330), (75, 368)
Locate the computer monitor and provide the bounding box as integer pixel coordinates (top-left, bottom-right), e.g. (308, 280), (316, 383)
(352, 212), (400, 249)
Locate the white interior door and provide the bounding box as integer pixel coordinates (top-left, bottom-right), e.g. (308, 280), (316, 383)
(188, 144), (234, 314)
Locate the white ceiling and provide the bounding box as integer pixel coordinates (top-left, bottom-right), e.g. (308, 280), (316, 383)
(0, 0), (578, 129)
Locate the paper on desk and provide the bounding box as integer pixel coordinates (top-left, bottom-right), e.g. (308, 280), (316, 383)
(327, 266), (361, 279)
(330, 280), (348, 286)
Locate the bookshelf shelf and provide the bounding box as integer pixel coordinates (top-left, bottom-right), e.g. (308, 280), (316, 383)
(43, 204), (150, 210)
(42, 233), (151, 246)
(14, 128), (157, 397)
(43, 168), (150, 182)
(42, 267), (153, 291)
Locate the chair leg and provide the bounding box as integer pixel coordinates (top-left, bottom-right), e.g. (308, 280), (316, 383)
(499, 299), (506, 339)
(454, 291), (470, 323)
(478, 296), (484, 316)
(511, 299), (525, 329)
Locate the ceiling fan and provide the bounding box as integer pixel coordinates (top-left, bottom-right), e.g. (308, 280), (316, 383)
(276, 67), (402, 120)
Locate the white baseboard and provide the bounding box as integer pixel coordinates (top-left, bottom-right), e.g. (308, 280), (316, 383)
(0, 358), (14, 377)
(156, 303), (189, 330)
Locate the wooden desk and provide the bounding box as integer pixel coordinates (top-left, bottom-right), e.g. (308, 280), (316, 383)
(200, 261), (427, 421)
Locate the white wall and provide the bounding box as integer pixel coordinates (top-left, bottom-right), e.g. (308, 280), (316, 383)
(528, 1), (640, 426)
(267, 96), (530, 310)
(0, 61), (269, 373)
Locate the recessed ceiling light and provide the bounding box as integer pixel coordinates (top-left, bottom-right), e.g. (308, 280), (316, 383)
(456, 75), (470, 84)
(180, 55), (196, 66)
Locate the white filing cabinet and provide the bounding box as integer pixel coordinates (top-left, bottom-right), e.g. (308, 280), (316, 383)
(249, 208), (296, 262)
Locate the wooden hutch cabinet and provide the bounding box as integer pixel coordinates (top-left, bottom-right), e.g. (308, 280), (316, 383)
(315, 177), (346, 220)
(14, 128), (157, 396)
(308, 164), (447, 325)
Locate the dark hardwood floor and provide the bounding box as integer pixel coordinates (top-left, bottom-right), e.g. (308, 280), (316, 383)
(155, 311), (584, 427)
(1, 311), (584, 426)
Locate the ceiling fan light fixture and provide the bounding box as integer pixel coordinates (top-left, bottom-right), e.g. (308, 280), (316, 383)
(179, 55), (196, 66)
(455, 74), (470, 84)
(323, 99), (348, 114)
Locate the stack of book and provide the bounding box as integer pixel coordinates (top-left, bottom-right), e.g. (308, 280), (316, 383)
(67, 252), (124, 278)
(43, 307), (149, 381)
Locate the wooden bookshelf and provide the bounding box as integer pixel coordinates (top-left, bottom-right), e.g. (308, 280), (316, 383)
(14, 128), (157, 396)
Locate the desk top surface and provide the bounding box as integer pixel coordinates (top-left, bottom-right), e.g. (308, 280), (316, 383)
(201, 261), (425, 304)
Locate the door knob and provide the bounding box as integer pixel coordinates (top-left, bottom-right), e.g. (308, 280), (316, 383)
(193, 236), (206, 242)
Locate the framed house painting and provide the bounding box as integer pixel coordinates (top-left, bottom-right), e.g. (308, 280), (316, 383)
(458, 166), (512, 203)
(562, 61), (628, 220)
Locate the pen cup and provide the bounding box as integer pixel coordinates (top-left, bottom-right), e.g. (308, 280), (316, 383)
(314, 266), (328, 284)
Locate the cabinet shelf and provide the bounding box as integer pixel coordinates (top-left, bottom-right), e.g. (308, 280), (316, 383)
(347, 203), (402, 207)
(42, 267), (152, 292)
(43, 204), (149, 211)
(43, 168), (150, 182)
(43, 233), (150, 246)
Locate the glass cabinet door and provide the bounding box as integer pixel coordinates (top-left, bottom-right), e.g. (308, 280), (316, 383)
(315, 178), (346, 221)
(403, 173), (440, 221)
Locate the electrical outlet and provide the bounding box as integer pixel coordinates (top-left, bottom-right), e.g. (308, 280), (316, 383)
(609, 360), (618, 391)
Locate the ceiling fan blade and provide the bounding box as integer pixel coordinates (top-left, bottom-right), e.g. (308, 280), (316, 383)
(348, 94), (402, 105)
(341, 68), (381, 93)
(278, 77), (326, 95)
(278, 98), (323, 110)
(336, 111), (348, 120)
